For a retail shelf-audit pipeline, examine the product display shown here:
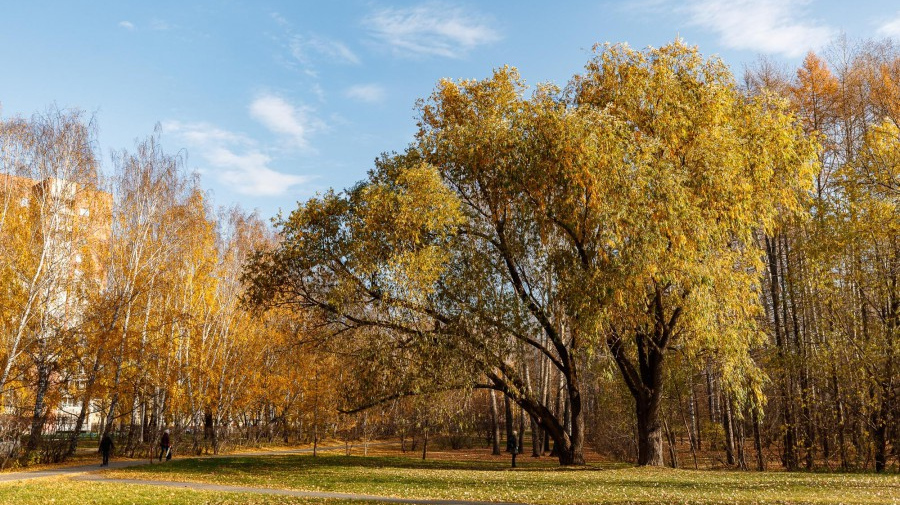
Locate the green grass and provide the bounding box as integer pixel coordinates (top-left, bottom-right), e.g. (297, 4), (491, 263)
(0, 477), (379, 505)
(104, 452), (900, 504)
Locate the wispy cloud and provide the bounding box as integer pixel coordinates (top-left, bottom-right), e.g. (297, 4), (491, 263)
(150, 18), (171, 31)
(364, 2), (501, 58)
(249, 93), (321, 149)
(682, 0), (834, 58)
(291, 35), (360, 65)
(345, 84), (387, 103)
(270, 13), (359, 78)
(271, 11), (290, 28)
(163, 121), (310, 197)
(877, 11), (900, 38)
(118, 20), (135, 30)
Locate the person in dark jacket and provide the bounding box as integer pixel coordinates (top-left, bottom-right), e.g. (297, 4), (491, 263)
(507, 430), (519, 468)
(99, 433), (114, 467)
(159, 429), (171, 462)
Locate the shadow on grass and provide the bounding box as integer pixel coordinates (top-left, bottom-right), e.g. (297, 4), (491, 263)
(122, 453), (609, 475)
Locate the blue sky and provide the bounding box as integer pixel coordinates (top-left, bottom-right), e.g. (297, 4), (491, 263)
(2, 0), (899, 219)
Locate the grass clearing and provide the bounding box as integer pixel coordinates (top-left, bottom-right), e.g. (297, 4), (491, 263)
(104, 451), (900, 504)
(0, 476), (379, 505)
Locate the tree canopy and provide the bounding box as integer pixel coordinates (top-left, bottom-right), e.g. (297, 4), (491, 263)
(246, 40), (818, 466)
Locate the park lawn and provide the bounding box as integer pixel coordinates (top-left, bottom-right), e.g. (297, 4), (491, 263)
(106, 453), (900, 504)
(0, 476), (378, 505)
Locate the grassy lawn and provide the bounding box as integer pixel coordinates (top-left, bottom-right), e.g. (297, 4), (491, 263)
(103, 451), (900, 504)
(0, 476), (378, 505)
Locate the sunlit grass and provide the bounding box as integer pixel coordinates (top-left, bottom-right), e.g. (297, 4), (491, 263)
(106, 452), (900, 504)
(0, 476), (377, 505)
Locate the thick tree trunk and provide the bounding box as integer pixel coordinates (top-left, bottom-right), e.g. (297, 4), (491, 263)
(635, 393), (664, 466)
(607, 289), (678, 468)
(564, 390), (585, 465)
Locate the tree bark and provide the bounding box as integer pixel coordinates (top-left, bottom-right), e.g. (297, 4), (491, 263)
(489, 390), (501, 455)
(504, 395), (513, 451)
(635, 391), (664, 466)
(27, 360), (52, 451)
(723, 395), (736, 466)
(607, 287), (679, 467)
(753, 408), (766, 471)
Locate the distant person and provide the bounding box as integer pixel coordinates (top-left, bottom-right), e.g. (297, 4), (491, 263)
(508, 430), (519, 468)
(99, 433), (114, 467)
(159, 429), (171, 462)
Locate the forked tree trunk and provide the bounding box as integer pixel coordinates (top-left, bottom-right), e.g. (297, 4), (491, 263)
(607, 287), (680, 467)
(606, 287), (681, 466)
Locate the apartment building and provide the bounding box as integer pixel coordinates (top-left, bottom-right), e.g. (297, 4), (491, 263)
(0, 173), (112, 433)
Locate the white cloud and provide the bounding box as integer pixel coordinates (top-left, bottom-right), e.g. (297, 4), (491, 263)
(877, 12), (900, 38)
(249, 93), (320, 149)
(163, 121), (310, 197)
(205, 146), (311, 196)
(364, 2), (501, 58)
(345, 84), (387, 103)
(290, 35), (360, 65)
(118, 21), (135, 30)
(683, 0), (835, 58)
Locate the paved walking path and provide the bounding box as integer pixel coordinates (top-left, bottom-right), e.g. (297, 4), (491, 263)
(0, 444), (528, 504)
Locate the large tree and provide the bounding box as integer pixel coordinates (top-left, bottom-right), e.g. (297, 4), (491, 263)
(247, 40), (817, 466)
(565, 41), (818, 465)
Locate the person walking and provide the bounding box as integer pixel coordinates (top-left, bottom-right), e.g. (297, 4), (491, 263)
(99, 433), (114, 467)
(159, 429), (171, 462)
(507, 430), (519, 468)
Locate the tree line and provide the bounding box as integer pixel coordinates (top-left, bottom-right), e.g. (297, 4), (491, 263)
(0, 112), (339, 465)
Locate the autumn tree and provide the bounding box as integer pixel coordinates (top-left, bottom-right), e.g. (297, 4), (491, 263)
(246, 40), (817, 467)
(0, 108), (106, 451)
